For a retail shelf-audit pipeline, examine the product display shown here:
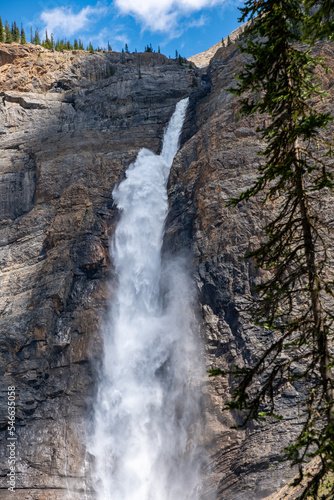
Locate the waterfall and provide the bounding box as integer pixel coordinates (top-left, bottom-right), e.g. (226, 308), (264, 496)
(89, 98), (206, 500)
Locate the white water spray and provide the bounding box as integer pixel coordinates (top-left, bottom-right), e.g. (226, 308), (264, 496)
(89, 98), (206, 500)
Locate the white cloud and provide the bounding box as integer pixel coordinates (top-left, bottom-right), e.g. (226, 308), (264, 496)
(114, 0), (230, 33)
(40, 4), (108, 37)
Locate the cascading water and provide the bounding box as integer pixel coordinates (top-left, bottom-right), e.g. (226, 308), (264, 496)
(89, 98), (207, 500)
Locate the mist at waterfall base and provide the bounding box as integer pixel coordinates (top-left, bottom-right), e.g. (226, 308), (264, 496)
(88, 98), (208, 500)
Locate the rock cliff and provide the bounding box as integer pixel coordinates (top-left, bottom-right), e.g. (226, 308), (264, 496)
(167, 40), (334, 500)
(187, 23), (247, 68)
(0, 40), (333, 500)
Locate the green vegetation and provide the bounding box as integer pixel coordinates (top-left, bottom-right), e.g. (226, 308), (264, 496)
(0, 15), (96, 52)
(0, 16), (4, 43)
(34, 27), (41, 46)
(210, 1), (334, 498)
(0, 15), (188, 59)
(178, 54), (187, 65)
(12, 21), (19, 42)
(5, 21), (12, 43)
(20, 25), (26, 45)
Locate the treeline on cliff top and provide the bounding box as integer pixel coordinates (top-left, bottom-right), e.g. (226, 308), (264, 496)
(0, 16), (95, 52)
(0, 15), (189, 61)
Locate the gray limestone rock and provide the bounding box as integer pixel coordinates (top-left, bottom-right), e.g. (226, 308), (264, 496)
(0, 40), (334, 500)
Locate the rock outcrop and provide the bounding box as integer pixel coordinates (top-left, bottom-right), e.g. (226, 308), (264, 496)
(0, 39), (333, 500)
(187, 23), (247, 68)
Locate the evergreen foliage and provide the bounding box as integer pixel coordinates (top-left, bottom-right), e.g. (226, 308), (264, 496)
(20, 25), (26, 44)
(5, 21), (13, 43)
(304, 0), (334, 41)
(0, 16), (85, 51)
(42, 30), (53, 50)
(210, 1), (334, 498)
(178, 54), (187, 65)
(0, 15), (180, 56)
(5, 21), (12, 43)
(34, 28), (41, 46)
(12, 21), (19, 42)
(0, 16), (4, 43)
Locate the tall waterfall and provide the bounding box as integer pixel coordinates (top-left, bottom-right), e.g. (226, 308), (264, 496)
(89, 98), (206, 500)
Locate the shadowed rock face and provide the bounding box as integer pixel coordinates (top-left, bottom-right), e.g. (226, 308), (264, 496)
(0, 40), (334, 500)
(0, 43), (202, 500)
(166, 41), (334, 500)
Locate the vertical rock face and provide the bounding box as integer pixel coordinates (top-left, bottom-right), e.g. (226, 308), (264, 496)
(0, 40), (334, 500)
(165, 41), (334, 500)
(0, 43), (201, 499)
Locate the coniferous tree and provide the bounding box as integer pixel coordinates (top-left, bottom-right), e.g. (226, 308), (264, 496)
(42, 29), (53, 50)
(125, 43), (129, 53)
(304, 0), (334, 40)
(34, 28), (41, 46)
(227, 35), (231, 46)
(210, 1), (334, 498)
(73, 38), (78, 50)
(0, 16), (4, 43)
(20, 25), (26, 44)
(5, 21), (12, 43)
(30, 27), (33, 44)
(12, 21), (19, 42)
(14, 22), (19, 42)
(107, 41), (112, 51)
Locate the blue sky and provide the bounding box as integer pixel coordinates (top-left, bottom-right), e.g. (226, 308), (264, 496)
(0, 1), (243, 57)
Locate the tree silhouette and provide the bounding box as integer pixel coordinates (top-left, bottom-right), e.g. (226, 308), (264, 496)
(20, 25), (26, 44)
